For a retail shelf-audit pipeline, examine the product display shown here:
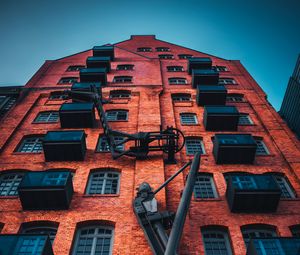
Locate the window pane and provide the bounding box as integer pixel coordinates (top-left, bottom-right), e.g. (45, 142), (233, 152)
(238, 115), (253, 125)
(202, 230), (232, 255)
(116, 65), (134, 71)
(17, 137), (44, 153)
(113, 76), (132, 83)
(180, 113), (197, 124)
(58, 77), (78, 84)
(169, 78), (187, 85)
(255, 139), (269, 155)
(219, 78), (236, 85)
(172, 94), (191, 102)
(87, 172), (120, 195)
(194, 174), (217, 198)
(34, 112), (59, 123)
(109, 91), (131, 99)
(0, 172), (24, 196)
(22, 227), (58, 244)
(105, 111), (128, 121)
(273, 175), (295, 198)
(185, 138), (205, 155)
(97, 136), (124, 152)
(73, 226), (113, 255)
(167, 66), (184, 72)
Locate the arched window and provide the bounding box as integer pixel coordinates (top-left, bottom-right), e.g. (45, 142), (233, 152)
(16, 135), (44, 153)
(20, 221), (59, 244)
(178, 54), (193, 59)
(113, 76), (132, 83)
(58, 77), (78, 84)
(33, 111), (59, 123)
(105, 110), (128, 121)
(137, 47), (152, 52)
(185, 137), (205, 155)
(201, 226), (233, 255)
(156, 47), (170, 52)
(264, 173), (296, 198)
(86, 170), (120, 195)
(171, 93), (191, 102)
(226, 93), (245, 102)
(116, 65), (134, 71)
(0, 171), (25, 196)
(72, 225), (114, 255)
(167, 66), (184, 72)
(109, 90), (131, 99)
(66, 65), (85, 72)
(168, 77), (187, 85)
(180, 113), (198, 125)
(194, 173), (218, 199)
(159, 54), (174, 59)
(241, 224), (277, 248)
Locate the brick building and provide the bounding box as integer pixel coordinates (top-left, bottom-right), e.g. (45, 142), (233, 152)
(0, 35), (300, 254)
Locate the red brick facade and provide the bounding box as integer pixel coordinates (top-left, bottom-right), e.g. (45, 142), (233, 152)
(0, 35), (300, 254)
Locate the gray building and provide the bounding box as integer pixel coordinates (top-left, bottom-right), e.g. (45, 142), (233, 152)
(279, 55), (300, 139)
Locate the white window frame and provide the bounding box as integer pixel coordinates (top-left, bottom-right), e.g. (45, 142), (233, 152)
(72, 226), (114, 255)
(185, 138), (205, 155)
(180, 113), (198, 125)
(194, 174), (218, 199)
(17, 136), (44, 153)
(238, 114), (253, 125)
(86, 171), (120, 195)
(169, 78), (187, 85)
(0, 172), (24, 196)
(34, 111), (59, 123)
(171, 94), (191, 102)
(219, 78), (237, 85)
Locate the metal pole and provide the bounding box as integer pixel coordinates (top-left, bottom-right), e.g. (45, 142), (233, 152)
(153, 222), (169, 249)
(164, 152), (201, 255)
(153, 161), (192, 195)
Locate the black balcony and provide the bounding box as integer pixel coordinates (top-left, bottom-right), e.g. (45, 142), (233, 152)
(226, 174), (281, 213)
(0, 234), (53, 255)
(196, 85), (227, 106)
(204, 106), (239, 131)
(86, 56), (111, 72)
(59, 103), (95, 128)
(71, 82), (101, 102)
(93, 46), (114, 60)
(246, 238), (300, 255)
(80, 68), (107, 85)
(188, 58), (212, 74)
(213, 134), (257, 164)
(43, 131), (86, 161)
(18, 171), (73, 210)
(192, 69), (219, 88)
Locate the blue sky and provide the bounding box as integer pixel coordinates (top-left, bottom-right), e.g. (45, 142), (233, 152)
(0, 0), (299, 110)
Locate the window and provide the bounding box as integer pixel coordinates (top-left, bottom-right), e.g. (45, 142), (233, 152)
(156, 47), (170, 52)
(109, 90), (131, 99)
(159, 54), (174, 59)
(168, 77), (187, 85)
(105, 110), (128, 121)
(241, 225), (277, 248)
(272, 174), (295, 198)
(67, 65), (85, 72)
(49, 92), (68, 100)
(58, 77), (78, 84)
(137, 47), (152, 52)
(113, 76), (132, 83)
(96, 136), (124, 152)
(180, 113), (198, 125)
(72, 225), (114, 255)
(226, 94), (244, 102)
(238, 114), (253, 125)
(17, 136), (43, 153)
(290, 225), (300, 238)
(185, 138), (205, 155)
(178, 54), (193, 59)
(202, 228), (233, 255)
(194, 174), (218, 199)
(228, 175), (257, 189)
(87, 171), (120, 195)
(21, 224), (58, 244)
(171, 93), (191, 102)
(167, 66), (184, 72)
(214, 66), (228, 72)
(254, 138), (269, 155)
(42, 172), (69, 186)
(16, 235), (50, 255)
(116, 65), (134, 71)
(219, 78), (236, 85)
(0, 172), (24, 196)
(34, 112), (59, 123)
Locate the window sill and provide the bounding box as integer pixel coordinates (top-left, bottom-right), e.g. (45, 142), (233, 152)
(181, 123), (200, 126)
(0, 196), (19, 199)
(32, 121), (59, 124)
(173, 101), (193, 107)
